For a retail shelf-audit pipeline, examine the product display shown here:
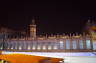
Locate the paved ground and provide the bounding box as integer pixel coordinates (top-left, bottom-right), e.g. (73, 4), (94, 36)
(64, 56), (96, 63)
(2, 51), (96, 63)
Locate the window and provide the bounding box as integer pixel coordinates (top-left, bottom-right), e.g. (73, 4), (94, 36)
(48, 45), (52, 50)
(79, 40), (83, 49)
(23, 42), (27, 50)
(32, 45), (36, 50)
(0, 47), (3, 50)
(37, 43), (41, 50)
(86, 40), (91, 49)
(66, 39), (70, 49)
(0, 42), (3, 50)
(48, 42), (52, 50)
(11, 42), (14, 50)
(19, 46), (22, 50)
(32, 42), (36, 50)
(37, 45), (41, 50)
(59, 41), (64, 49)
(28, 46), (31, 50)
(42, 45), (46, 50)
(18, 42), (23, 50)
(28, 42), (32, 50)
(14, 42), (18, 50)
(53, 43), (58, 50)
(72, 40), (77, 49)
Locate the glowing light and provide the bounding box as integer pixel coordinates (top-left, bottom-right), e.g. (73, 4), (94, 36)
(86, 40), (91, 49)
(60, 41), (63, 44)
(48, 46), (52, 50)
(15, 46), (17, 49)
(0, 47), (3, 50)
(42, 46), (46, 50)
(7, 47), (10, 49)
(53, 46), (58, 50)
(19, 46), (22, 50)
(32, 46), (36, 50)
(37, 45), (41, 50)
(11, 47), (14, 50)
(28, 46), (31, 50)
(59, 41), (64, 49)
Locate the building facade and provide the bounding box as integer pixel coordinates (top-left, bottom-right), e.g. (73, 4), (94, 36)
(0, 19), (96, 52)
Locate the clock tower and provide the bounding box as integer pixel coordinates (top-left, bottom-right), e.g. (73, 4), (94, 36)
(30, 19), (36, 39)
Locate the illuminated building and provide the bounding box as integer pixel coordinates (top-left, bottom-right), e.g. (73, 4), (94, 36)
(0, 19), (96, 52)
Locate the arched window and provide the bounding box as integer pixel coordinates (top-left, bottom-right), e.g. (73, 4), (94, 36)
(28, 43), (31, 50)
(86, 40), (91, 49)
(48, 42), (52, 50)
(10, 42), (14, 50)
(72, 40), (77, 49)
(79, 40), (83, 49)
(24, 41), (28, 50)
(42, 42), (47, 50)
(19, 46), (22, 50)
(0, 46), (3, 50)
(53, 42), (58, 50)
(14, 42), (18, 50)
(0, 42), (3, 50)
(37, 43), (41, 50)
(32, 42), (36, 50)
(42, 45), (46, 50)
(66, 39), (70, 49)
(18, 42), (22, 50)
(59, 41), (64, 49)
(32, 45), (36, 50)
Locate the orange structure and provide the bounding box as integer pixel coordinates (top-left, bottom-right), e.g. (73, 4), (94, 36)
(0, 54), (64, 63)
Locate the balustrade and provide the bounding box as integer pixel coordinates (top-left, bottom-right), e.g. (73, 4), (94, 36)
(0, 37), (94, 52)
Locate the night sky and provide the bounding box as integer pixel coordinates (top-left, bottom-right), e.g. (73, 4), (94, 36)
(0, 1), (96, 35)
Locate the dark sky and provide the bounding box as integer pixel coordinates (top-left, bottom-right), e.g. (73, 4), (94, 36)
(0, 1), (96, 35)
